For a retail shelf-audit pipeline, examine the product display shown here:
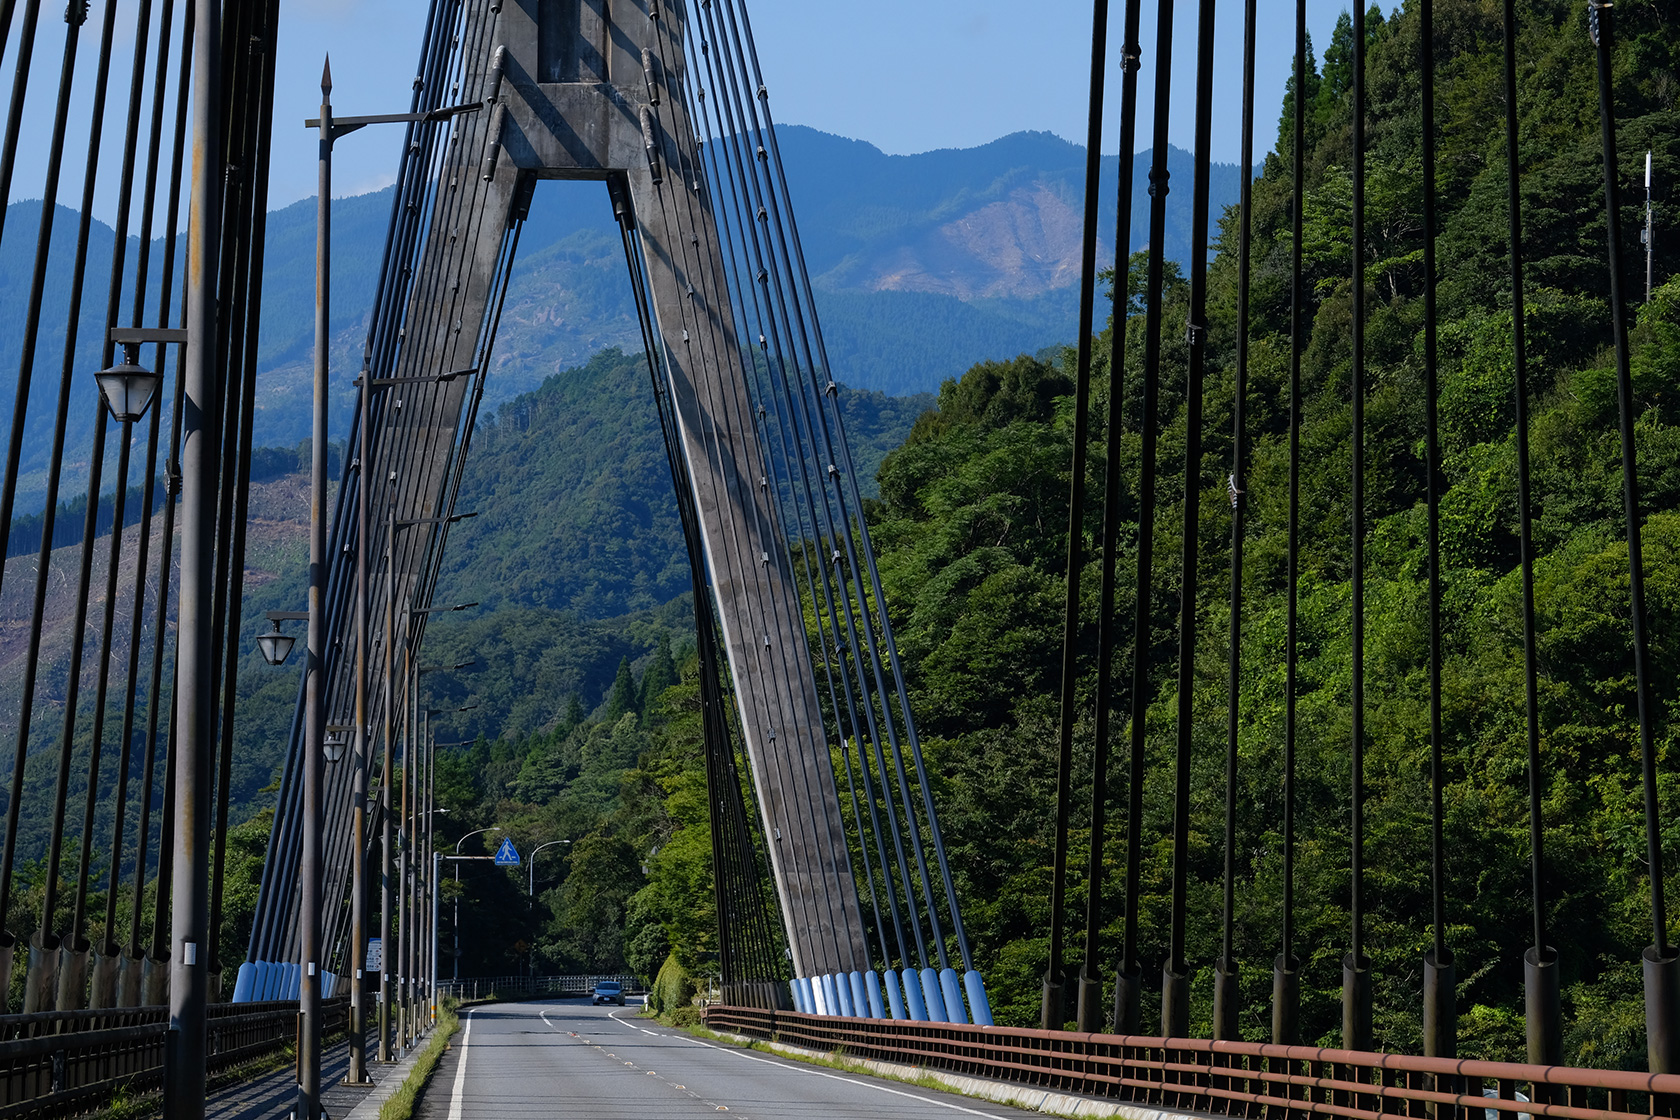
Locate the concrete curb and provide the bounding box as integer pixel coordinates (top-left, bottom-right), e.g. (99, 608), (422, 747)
(712, 1030), (1219, 1120)
(340, 1027), (435, 1120)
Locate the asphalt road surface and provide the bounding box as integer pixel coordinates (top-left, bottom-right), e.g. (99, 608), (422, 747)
(422, 996), (1040, 1119)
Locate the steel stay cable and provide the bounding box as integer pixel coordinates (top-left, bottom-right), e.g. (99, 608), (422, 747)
(1165, 0), (1217, 1038)
(1498, 0), (1551, 1016)
(1121, 0), (1175, 1012)
(1046, 0), (1108, 1031)
(377, 9), (507, 987)
(141, 0), (195, 970)
(258, 0), (462, 951)
(685, 35), (859, 955)
(1424, 0), (1446, 973)
(323, 0), (451, 915)
(1587, 6), (1672, 1075)
(689, 49), (895, 977)
(0, 0), (42, 281)
(247, 0), (458, 964)
(688, 8), (906, 977)
(619, 204), (754, 984)
(630, 168), (787, 990)
(1091, 0), (1144, 1034)
(621, 210), (777, 985)
(704, 0), (942, 978)
(265, 2), (484, 960)
(71, 0), (161, 979)
(36, 0), (126, 983)
(678, 118), (873, 987)
(1347, 0), (1372, 1051)
(723, 0), (974, 970)
(1276, 0), (1306, 1047)
(0, 0), (93, 939)
(148, 672), (177, 966)
(110, 0), (178, 970)
(651, 10), (846, 980)
(370, 218), (524, 984)
(1418, 0), (1457, 1065)
(204, 26), (262, 932)
(725, 51), (962, 989)
(692, 16), (913, 977)
(0, 4), (46, 561)
(650, 8), (848, 976)
(1214, 0), (1258, 1043)
(210, 0), (278, 981)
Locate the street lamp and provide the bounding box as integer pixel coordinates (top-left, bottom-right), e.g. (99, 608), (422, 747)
(324, 725), (353, 765)
(451, 828), (503, 982)
(95, 327), (184, 425)
(308, 58), (483, 1100)
(380, 590), (476, 1061)
(93, 343), (163, 424)
(526, 840), (572, 908)
(418, 703), (473, 1026)
(257, 611), (307, 667)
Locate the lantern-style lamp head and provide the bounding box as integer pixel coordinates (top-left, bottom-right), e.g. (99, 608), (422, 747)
(257, 620), (296, 666)
(94, 344), (162, 424)
(323, 727), (348, 763)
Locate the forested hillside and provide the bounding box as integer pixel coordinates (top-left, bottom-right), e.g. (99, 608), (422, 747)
(414, 0), (1680, 1065)
(869, 0), (1680, 1057)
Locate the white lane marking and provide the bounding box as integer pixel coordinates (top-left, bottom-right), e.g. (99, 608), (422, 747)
(608, 1006), (661, 1035)
(445, 1007), (476, 1120)
(677, 1032), (1016, 1119)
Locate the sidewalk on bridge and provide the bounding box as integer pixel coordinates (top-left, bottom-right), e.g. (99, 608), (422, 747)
(206, 1027), (436, 1120)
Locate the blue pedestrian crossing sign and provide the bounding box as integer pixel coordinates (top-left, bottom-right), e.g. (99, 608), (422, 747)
(494, 837), (521, 867)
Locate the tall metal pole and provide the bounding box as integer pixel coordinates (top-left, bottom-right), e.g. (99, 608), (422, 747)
(399, 623), (413, 1048)
(421, 711), (433, 1025)
(297, 56), (331, 1120)
(431, 852), (440, 1019)
(379, 504), (395, 1061)
(1045, 0), (1109, 1035)
(1589, 0), (1676, 1075)
(165, 0), (221, 1111)
(346, 178), (371, 1087)
(1647, 152), (1655, 304)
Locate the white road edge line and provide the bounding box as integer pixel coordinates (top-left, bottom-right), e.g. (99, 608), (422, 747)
(446, 1007), (476, 1120)
(607, 1006), (659, 1035)
(678, 1031), (1016, 1119)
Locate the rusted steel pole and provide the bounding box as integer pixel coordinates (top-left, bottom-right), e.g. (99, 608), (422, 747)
(165, 0), (222, 1110)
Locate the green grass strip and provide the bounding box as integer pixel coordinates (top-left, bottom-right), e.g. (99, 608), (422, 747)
(378, 999), (461, 1120)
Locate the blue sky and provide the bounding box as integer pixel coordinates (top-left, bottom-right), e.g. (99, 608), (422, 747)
(3, 0), (1350, 216)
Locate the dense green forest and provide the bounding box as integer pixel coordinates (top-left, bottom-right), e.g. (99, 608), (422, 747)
(407, 0), (1680, 1068)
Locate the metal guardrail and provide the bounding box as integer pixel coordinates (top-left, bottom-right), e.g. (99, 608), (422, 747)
(0, 998), (348, 1120)
(703, 1006), (1680, 1120)
(435, 975), (642, 1001)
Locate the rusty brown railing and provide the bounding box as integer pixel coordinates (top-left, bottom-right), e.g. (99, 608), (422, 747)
(703, 1006), (1680, 1120)
(0, 998), (348, 1120)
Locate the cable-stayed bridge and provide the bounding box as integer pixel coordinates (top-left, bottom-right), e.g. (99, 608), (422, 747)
(0, 0), (1674, 1118)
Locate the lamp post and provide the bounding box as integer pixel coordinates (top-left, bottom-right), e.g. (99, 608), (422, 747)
(298, 63), (335, 1120)
(392, 603), (475, 1049)
(165, 1), (221, 1112)
(306, 58), (480, 1077)
(526, 841), (572, 909)
(418, 703), (474, 1025)
(451, 828), (503, 981)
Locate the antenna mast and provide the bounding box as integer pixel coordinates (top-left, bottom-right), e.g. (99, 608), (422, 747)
(1644, 151), (1654, 303)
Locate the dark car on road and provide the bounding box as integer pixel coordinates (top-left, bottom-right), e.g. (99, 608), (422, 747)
(592, 980), (625, 1006)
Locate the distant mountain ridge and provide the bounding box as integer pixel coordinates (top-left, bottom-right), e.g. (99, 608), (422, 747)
(0, 127), (1242, 516)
